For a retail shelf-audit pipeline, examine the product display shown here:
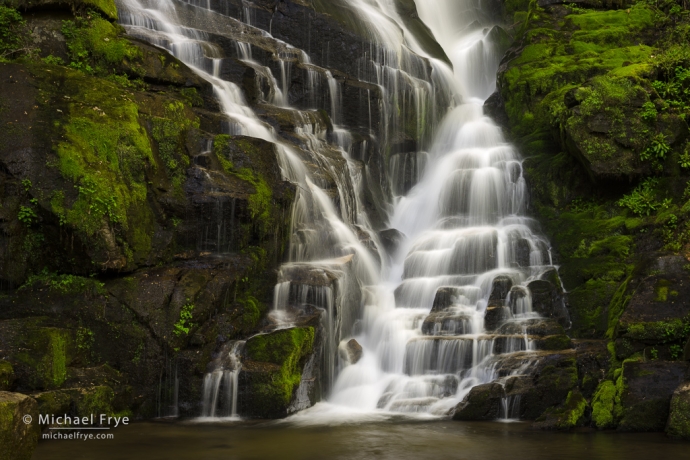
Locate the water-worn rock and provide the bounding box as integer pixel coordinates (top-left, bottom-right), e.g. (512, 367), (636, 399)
(343, 339), (363, 365)
(531, 390), (587, 430)
(431, 287), (461, 312)
(0, 391), (39, 460)
(527, 280), (569, 328)
(666, 381), (690, 439)
(488, 275), (513, 305)
(452, 382), (505, 421)
(239, 327), (317, 418)
(484, 306), (511, 331)
(618, 361), (689, 431)
(379, 228), (405, 255)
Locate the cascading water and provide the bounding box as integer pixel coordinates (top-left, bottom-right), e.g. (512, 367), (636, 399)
(114, 0), (563, 421)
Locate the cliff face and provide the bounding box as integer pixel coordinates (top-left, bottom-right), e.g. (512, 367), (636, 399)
(0, 0), (310, 422)
(492, 0), (690, 434)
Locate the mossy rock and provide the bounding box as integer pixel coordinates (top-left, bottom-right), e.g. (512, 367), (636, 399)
(3, 0), (117, 20)
(590, 379), (621, 429)
(618, 360), (688, 431)
(0, 391), (39, 460)
(667, 381), (690, 439)
(532, 389), (587, 430)
(239, 327), (315, 418)
(452, 382), (505, 421)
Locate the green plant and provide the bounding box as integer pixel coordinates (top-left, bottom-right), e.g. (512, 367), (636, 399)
(649, 347), (658, 359)
(173, 302), (195, 337)
(641, 133), (671, 161)
(618, 178), (669, 216)
(41, 55), (65, 65)
(640, 101), (658, 121)
(670, 344), (683, 359)
(18, 205), (37, 225)
(0, 6), (28, 61)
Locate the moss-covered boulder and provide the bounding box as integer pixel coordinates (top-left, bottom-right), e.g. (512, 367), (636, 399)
(666, 381), (690, 439)
(0, 391), (39, 460)
(239, 327), (316, 418)
(532, 389), (587, 430)
(618, 360), (689, 431)
(452, 382), (505, 420)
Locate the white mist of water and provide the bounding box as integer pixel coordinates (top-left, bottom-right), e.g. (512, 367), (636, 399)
(288, 0), (557, 425)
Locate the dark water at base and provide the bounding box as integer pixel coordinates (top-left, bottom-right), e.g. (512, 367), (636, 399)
(32, 420), (689, 460)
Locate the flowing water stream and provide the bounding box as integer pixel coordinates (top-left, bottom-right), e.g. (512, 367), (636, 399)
(114, 0), (562, 421)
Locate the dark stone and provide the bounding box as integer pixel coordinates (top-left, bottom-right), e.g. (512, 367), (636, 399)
(431, 287), (461, 312)
(684, 337), (690, 361)
(484, 306), (511, 331)
(489, 275), (513, 304)
(452, 382), (505, 421)
(618, 361), (689, 432)
(527, 280), (570, 328)
(516, 238), (531, 267)
(344, 339), (363, 365)
(484, 91), (510, 129)
(379, 229), (405, 255)
(422, 312), (472, 335)
(667, 381), (690, 439)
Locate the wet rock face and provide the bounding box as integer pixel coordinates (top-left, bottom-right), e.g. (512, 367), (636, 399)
(431, 287), (461, 312)
(238, 326), (317, 418)
(0, 391), (39, 460)
(527, 280), (570, 328)
(667, 381), (690, 439)
(484, 306), (511, 332)
(618, 361), (689, 432)
(452, 382), (505, 421)
(379, 228), (405, 255)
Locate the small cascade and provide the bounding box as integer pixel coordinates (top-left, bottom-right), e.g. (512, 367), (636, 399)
(200, 341), (244, 419)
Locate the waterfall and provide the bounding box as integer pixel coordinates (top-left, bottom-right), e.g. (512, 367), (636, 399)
(114, 0), (559, 421)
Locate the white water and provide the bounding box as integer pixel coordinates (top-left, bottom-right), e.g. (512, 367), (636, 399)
(288, 0), (555, 424)
(114, 0), (559, 422)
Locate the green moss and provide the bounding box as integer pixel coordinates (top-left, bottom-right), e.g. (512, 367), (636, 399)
(77, 386), (115, 417)
(19, 271), (105, 295)
(83, 0), (118, 20)
(0, 360), (13, 390)
(622, 317), (690, 343)
(591, 380), (617, 429)
(152, 101), (197, 197)
(62, 16), (139, 75)
(213, 134), (274, 233)
(667, 385), (690, 439)
(245, 327), (315, 407)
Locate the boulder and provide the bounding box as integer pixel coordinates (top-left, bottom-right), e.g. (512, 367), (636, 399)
(531, 390), (587, 430)
(527, 280), (570, 328)
(239, 327), (317, 418)
(667, 381), (690, 439)
(618, 361), (689, 431)
(515, 238), (531, 268)
(431, 287), (460, 312)
(452, 382), (505, 421)
(343, 339), (363, 365)
(379, 229), (405, 255)
(0, 392), (39, 460)
(488, 275), (513, 305)
(484, 306), (511, 331)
